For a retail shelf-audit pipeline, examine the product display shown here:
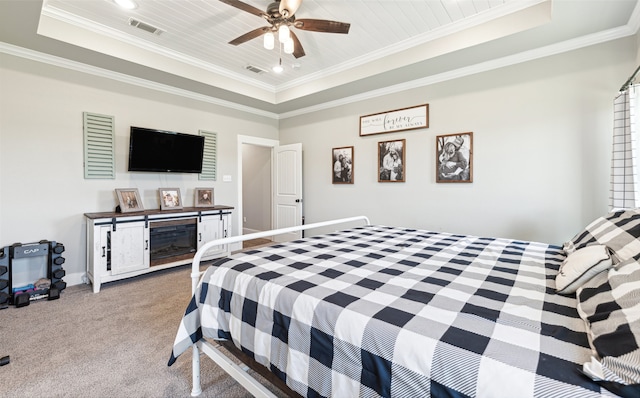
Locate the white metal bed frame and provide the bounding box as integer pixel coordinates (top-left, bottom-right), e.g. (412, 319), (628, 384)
(188, 216), (371, 397)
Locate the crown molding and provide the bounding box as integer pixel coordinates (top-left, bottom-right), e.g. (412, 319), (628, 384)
(40, 4), (276, 94)
(277, 0), (547, 92)
(1, 7), (637, 121)
(279, 24), (639, 119)
(0, 42), (279, 120)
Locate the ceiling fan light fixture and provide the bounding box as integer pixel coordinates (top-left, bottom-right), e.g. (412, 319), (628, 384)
(272, 58), (284, 73)
(279, 0), (302, 18)
(283, 37), (294, 54)
(278, 24), (290, 43)
(264, 32), (275, 50)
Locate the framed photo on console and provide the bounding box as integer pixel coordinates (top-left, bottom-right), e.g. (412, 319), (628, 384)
(115, 188), (143, 213)
(159, 188), (183, 210)
(195, 188), (214, 207)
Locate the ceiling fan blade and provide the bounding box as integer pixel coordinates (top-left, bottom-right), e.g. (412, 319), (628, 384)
(219, 0), (267, 18)
(293, 19), (350, 34)
(289, 30), (305, 58)
(229, 26), (271, 45)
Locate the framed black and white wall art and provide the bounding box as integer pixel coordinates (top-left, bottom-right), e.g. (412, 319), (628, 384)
(378, 139), (405, 182)
(332, 146), (354, 184)
(436, 132), (473, 183)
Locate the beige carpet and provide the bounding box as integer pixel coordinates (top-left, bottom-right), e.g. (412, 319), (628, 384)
(242, 238), (273, 250)
(0, 263), (287, 397)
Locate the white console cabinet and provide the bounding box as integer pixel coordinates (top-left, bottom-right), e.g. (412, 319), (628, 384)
(85, 206), (233, 293)
(198, 214), (231, 260)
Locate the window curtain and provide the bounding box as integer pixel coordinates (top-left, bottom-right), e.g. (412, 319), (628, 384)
(610, 84), (640, 210)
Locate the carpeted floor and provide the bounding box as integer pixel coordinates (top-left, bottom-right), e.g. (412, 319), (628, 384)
(0, 263), (287, 397)
(242, 238), (273, 250)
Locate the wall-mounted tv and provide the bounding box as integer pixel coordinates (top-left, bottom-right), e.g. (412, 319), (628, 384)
(128, 127), (205, 173)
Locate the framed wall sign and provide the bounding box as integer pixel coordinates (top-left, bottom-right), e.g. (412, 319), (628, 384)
(436, 132), (473, 183)
(332, 146), (354, 184)
(115, 188), (143, 213)
(360, 104), (428, 136)
(378, 139), (406, 182)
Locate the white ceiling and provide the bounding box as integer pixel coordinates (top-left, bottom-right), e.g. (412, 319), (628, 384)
(1, 0), (639, 117)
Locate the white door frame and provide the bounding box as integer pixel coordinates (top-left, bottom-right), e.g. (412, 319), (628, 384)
(237, 135), (279, 248)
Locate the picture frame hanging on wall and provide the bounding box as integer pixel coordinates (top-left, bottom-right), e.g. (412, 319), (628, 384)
(158, 188), (183, 210)
(332, 146), (354, 184)
(115, 188), (143, 213)
(360, 104), (429, 136)
(378, 139), (406, 182)
(436, 132), (473, 183)
(195, 188), (214, 207)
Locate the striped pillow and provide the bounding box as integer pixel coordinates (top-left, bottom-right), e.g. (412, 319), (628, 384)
(576, 259), (640, 387)
(564, 210), (640, 262)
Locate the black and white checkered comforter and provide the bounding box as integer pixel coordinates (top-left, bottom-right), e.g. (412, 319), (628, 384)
(169, 225), (617, 397)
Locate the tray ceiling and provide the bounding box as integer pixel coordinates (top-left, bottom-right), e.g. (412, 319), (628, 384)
(1, 0), (638, 116)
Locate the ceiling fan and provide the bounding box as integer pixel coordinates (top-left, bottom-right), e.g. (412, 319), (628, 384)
(219, 0), (351, 58)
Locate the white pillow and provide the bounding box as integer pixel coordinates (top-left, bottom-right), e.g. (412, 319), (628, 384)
(556, 245), (612, 294)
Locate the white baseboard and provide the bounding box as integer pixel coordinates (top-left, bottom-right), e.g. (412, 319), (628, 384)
(65, 272), (88, 287)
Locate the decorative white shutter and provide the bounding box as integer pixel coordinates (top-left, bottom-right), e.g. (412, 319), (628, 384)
(83, 112), (115, 179)
(199, 130), (217, 181)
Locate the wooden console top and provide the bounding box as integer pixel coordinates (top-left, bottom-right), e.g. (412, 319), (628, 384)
(84, 205), (234, 220)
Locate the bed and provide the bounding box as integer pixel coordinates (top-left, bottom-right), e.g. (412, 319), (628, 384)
(169, 212), (640, 397)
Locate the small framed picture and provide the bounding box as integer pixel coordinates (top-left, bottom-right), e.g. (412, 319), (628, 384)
(378, 139), (405, 182)
(436, 132), (473, 183)
(115, 188), (144, 213)
(195, 188), (214, 207)
(158, 188), (183, 210)
(332, 146), (354, 184)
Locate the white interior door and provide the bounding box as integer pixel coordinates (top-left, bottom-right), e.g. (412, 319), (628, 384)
(273, 143), (303, 242)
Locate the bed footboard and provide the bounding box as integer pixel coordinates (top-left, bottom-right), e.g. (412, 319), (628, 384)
(189, 216), (370, 396)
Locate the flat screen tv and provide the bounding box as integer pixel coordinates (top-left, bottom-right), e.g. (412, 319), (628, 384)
(128, 127), (205, 173)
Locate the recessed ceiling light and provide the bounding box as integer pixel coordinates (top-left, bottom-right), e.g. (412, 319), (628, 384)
(114, 0), (138, 10)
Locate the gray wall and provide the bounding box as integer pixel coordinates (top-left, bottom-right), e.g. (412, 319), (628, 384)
(279, 37), (638, 244)
(0, 53), (278, 286)
(0, 35), (637, 288)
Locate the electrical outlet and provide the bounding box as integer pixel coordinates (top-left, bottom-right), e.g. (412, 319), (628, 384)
(243, 217), (247, 223)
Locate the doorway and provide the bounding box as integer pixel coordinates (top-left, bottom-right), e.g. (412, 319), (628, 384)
(242, 143), (272, 235)
(236, 136), (303, 250)
(237, 135), (278, 249)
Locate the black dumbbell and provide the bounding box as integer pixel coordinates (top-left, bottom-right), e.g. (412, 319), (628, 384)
(52, 269), (65, 279)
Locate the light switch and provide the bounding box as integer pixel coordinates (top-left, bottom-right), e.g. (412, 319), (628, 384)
(223, 175), (232, 182)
